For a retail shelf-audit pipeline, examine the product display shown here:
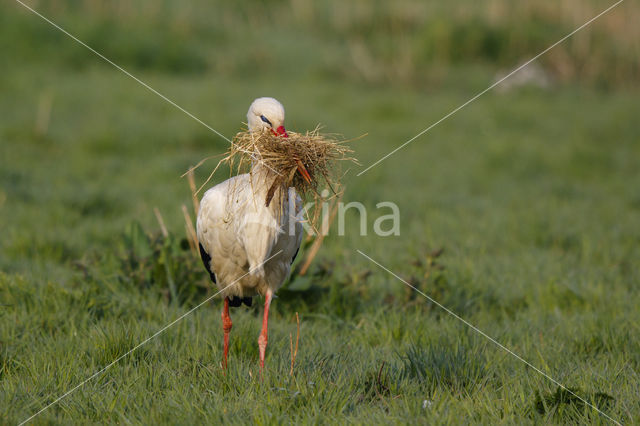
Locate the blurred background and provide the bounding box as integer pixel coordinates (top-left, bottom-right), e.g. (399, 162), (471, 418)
(1, 0), (638, 274)
(1, 1), (639, 422)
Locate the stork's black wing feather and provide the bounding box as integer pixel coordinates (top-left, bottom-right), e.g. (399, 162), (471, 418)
(199, 243), (217, 284)
(291, 246), (300, 265)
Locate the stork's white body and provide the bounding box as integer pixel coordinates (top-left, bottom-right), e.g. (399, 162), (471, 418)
(196, 169), (303, 299)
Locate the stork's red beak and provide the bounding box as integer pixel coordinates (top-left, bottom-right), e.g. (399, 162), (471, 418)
(272, 125), (288, 138)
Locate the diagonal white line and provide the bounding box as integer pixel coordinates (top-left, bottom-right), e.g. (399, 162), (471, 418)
(357, 0), (625, 176)
(357, 250), (621, 425)
(13, 0), (231, 143)
(19, 250), (283, 426)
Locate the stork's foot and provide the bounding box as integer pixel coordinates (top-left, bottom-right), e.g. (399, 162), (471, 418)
(222, 298), (232, 371)
(258, 333), (268, 372)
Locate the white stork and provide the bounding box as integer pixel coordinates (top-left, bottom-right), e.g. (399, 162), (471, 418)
(196, 97), (309, 372)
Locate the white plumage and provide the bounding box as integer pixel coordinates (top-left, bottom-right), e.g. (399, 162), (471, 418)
(197, 174), (302, 298)
(196, 97), (304, 372)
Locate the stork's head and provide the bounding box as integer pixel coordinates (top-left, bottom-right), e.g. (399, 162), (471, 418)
(247, 97), (288, 137)
(246, 97), (312, 183)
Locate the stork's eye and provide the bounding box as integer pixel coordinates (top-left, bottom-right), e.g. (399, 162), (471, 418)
(260, 115), (272, 127)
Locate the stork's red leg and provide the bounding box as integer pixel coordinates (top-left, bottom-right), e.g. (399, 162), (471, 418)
(258, 289), (273, 375)
(221, 298), (232, 371)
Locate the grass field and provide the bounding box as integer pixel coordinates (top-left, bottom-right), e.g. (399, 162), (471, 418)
(1, 0), (639, 424)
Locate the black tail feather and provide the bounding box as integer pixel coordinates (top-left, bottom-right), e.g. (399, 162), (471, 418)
(228, 296), (253, 307)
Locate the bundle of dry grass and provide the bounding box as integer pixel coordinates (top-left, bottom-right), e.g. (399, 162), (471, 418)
(230, 127), (356, 204)
(190, 127), (357, 207)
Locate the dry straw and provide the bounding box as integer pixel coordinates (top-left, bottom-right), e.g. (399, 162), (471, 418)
(187, 127), (359, 228)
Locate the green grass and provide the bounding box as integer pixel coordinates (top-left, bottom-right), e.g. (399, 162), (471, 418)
(1, 0), (640, 424)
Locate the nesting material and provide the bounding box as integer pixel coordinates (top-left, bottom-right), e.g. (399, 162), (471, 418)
(220, 126), (356, 200)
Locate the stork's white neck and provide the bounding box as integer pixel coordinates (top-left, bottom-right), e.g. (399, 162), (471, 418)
(247, 163), (289, 212)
